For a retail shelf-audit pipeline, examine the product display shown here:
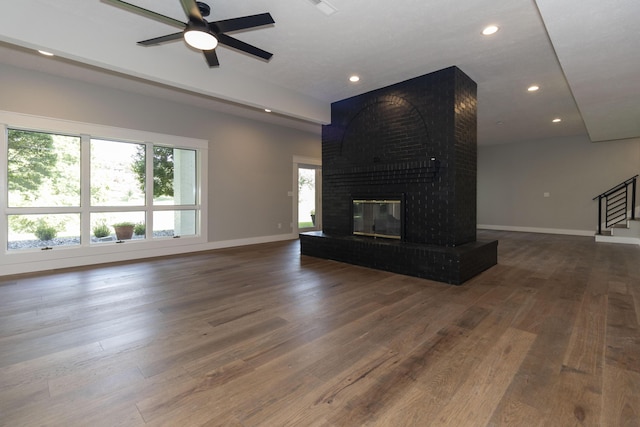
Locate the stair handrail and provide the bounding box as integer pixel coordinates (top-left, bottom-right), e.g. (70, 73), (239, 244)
(593, 175), (638, 235)
(592, 175), (638, 200)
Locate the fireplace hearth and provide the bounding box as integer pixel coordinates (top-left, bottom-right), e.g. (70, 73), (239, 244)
(300, 66), (497, 285)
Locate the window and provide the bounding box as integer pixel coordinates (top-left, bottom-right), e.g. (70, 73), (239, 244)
(90, 139), (145, 207)
(1, 111), (207, 270)
(7, 129), (82, 250)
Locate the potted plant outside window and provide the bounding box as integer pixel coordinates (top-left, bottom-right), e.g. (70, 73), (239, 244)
(113, 221), (135, 240)
(133, 223), (145, 236)
(93, 220), (111, 239)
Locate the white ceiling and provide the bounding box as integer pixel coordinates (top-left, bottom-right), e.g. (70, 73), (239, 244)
(0, 0), (638, 145)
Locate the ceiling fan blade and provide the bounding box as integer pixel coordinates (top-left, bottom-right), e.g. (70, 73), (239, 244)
(180, 0), (204, 22)
(138, 32), (184, 46)
(211, 13), (275, 33)
(203, 49), (220, 67)
(216, 33), (273, 60)
(102, 0), (185, 29)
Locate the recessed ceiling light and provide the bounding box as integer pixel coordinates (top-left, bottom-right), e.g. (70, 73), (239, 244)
(264, 109), (272, 113)
(308, 0), (338, 16)
(349, 75), (360, 83)
(482, 25), (499, 36)
(528, 85), (539, 92)
(552, 118), (562, 123)
(38, 50), (54, 56)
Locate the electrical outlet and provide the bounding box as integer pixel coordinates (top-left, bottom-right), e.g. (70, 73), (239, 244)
(277, 223), (282, 229)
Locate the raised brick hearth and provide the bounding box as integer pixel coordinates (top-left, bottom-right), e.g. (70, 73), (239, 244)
(300, 66), (497, 285)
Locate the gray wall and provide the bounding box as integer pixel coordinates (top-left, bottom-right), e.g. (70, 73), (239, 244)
(478, 136), (640, 233)
(4, 61), (640, 240)
(0, 62), (321, 242)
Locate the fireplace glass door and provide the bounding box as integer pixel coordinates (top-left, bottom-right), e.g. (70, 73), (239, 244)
(353, 199), (402, 239)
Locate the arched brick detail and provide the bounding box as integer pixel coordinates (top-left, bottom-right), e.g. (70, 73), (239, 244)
(339, 95), (429, 165)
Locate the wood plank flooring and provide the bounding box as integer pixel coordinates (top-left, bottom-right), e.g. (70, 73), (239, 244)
(0, 230), (638, 426)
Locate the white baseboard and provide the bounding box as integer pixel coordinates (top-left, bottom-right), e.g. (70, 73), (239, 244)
(477, 224), (595, 237)
(205, 233), (298, 250)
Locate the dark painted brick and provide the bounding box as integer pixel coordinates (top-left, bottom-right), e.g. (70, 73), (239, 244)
(304, 66), (497, 284)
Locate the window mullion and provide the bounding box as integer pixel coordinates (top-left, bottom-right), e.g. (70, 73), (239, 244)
(145, 142), (154, 237)
(1, 124), (7, 252)
(80, 134), (91, 246)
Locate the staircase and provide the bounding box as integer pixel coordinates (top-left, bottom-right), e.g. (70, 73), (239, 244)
(597, 219), (640, 245)
(593, 175), (640, 245)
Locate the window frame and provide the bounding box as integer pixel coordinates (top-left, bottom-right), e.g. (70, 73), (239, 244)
(1, 110), (208, 272)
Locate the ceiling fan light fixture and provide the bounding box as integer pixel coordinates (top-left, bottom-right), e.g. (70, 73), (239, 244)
(482, 25), (499, 35)
(184, 22), (218, 50)
(106, 1), (274, 67)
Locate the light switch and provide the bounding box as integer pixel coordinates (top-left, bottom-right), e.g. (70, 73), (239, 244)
(544, 192), (550, 198)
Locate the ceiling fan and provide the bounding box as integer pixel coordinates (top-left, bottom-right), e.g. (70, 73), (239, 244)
(103, 0), (274, 67)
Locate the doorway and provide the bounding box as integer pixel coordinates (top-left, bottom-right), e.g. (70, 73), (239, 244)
(293, 156), (321, 233)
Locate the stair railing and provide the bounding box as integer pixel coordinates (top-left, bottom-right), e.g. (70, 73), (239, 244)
(593, 175), (638, 235)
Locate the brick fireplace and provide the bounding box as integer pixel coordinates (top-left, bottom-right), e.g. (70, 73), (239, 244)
(300, 66), (497, 285)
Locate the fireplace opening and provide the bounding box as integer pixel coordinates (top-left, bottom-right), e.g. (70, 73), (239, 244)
(353, 199), (402, 239)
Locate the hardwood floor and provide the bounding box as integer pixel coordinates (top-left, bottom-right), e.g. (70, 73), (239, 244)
(0, 230), (638, 426)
